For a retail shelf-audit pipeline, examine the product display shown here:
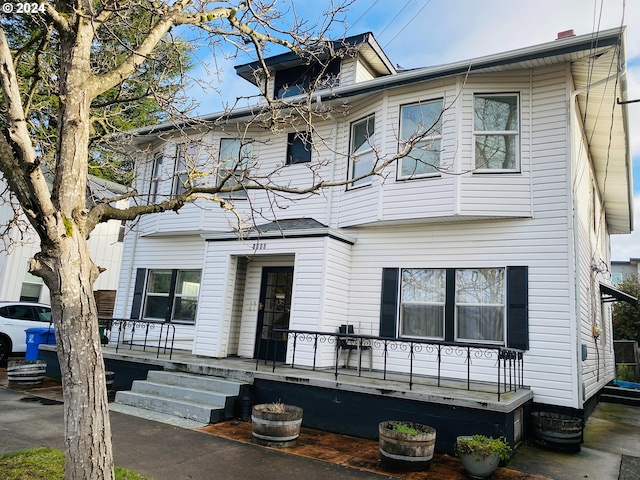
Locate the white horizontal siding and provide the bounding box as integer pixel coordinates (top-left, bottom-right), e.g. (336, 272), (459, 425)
(344, 208), (575, 407)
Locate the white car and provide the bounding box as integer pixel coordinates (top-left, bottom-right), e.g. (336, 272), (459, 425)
(0, 302), (53, 363)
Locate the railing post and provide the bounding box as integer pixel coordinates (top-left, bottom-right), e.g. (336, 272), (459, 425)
(409, 342), (414, 390)
(291, 332), (298, 369)
(437, 345), (442, 387)
(466, 347), (471, 391)
(383, 340), (389, 380)
(312, 333), (317, 371)
(497, 350), (502, 401)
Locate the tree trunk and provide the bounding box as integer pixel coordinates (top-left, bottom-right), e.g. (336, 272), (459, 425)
(36, 234), (115, 480)
(33, 16), (116, 479)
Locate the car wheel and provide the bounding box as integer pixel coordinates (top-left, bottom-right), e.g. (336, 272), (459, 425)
(0, 337), (10, 365)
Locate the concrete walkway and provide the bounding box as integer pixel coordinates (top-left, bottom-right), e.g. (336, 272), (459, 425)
(1, 376), (639, 480)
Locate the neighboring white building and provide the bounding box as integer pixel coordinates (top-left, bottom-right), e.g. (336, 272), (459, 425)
(114, 28), (634, 416)
(0, 176), (127, 315)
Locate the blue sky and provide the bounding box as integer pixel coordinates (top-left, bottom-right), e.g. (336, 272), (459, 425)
(185, 0), (640, 259)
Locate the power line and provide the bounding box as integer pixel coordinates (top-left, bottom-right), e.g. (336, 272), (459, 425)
(347, 0), (380, 34)
(383, 0), (433, 49)
(378, 0), (412, 38)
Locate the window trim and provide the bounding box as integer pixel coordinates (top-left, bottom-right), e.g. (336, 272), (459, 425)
(397, 99), (443, 180)
(473, 92), (520, 173)
(348, 114), (376, 190)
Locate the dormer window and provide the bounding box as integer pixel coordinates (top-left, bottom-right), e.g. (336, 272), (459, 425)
(274, 59), (341, 99)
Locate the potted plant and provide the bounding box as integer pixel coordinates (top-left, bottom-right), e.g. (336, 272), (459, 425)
(251, 402), (303, 447)
(379, 420), (436, 471)
(455, 434), (511, 479)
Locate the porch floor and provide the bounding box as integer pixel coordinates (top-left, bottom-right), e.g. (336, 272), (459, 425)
(101, 345), (532, 412)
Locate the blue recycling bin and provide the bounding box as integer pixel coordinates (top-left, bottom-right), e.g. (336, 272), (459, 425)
(25, 327), (56, 360)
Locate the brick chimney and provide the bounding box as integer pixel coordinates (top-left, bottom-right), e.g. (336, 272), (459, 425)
(556, 29), (576, 40)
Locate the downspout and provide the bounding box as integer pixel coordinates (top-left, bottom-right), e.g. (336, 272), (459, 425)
(569, 60), (626, 407)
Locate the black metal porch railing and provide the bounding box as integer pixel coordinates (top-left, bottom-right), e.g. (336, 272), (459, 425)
(262, 329), (525, 401)
(98, 318), (176, 359)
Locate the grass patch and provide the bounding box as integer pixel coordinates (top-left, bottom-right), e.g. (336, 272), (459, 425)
(0, 447), (153, 479)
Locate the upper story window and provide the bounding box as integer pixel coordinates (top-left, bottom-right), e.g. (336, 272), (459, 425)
(173, 142), (198, 196)
(473, 94), (519, 172)
(274, 59), (341, 99)
(286, 131), (312, 164)
(149, 152), (163, 202)
(219, 138), (252, 198)
(398, 100), (443, 179)
(348, 114), (375, 189)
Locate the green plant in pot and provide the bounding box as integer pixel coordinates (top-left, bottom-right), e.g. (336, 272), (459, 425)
(456, 434), (511, 479)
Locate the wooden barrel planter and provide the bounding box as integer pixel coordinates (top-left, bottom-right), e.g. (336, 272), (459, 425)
(251, 403), (303, 447)
(7, 360), (47, 386)
(530, 412), (583, 453)
(379, 421), (436, 471)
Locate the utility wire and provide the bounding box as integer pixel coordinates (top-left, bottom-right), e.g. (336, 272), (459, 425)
(383, 0), (432, 49)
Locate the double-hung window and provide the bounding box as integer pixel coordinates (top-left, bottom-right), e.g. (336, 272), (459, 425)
(399, 100), (443, 179)
(455, 268), (505, 343)
(149, 152), (163, 202)
(173, 142), (198, 196)
(473, 94), (519, 171)
(349, 115), (375, 188)
(218, 138), (252, 198)
(387, 266), (526, 347)
(400, 269), (446, 339)
(143, 269), (201, 324)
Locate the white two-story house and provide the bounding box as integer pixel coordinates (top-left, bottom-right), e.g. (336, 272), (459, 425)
(113, 28), (634, 444)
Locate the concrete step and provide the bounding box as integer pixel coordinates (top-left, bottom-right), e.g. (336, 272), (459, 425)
(130, 381), (231, 410)
(113, 370), (249, 426)
(109, 403), (209, 429)
(599, 393), (640, 408)
(114, 390), (223, 423)
(146, 370), (243, 396)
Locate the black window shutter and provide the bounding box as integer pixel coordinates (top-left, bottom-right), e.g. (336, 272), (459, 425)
(379, 268), (399, 338)
(130, 268), (147, 319)
(444, 269), (456, 342)
(507, 266), (529, 350)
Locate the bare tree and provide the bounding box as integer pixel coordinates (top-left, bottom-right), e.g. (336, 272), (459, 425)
(0, 1), (451, 478)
